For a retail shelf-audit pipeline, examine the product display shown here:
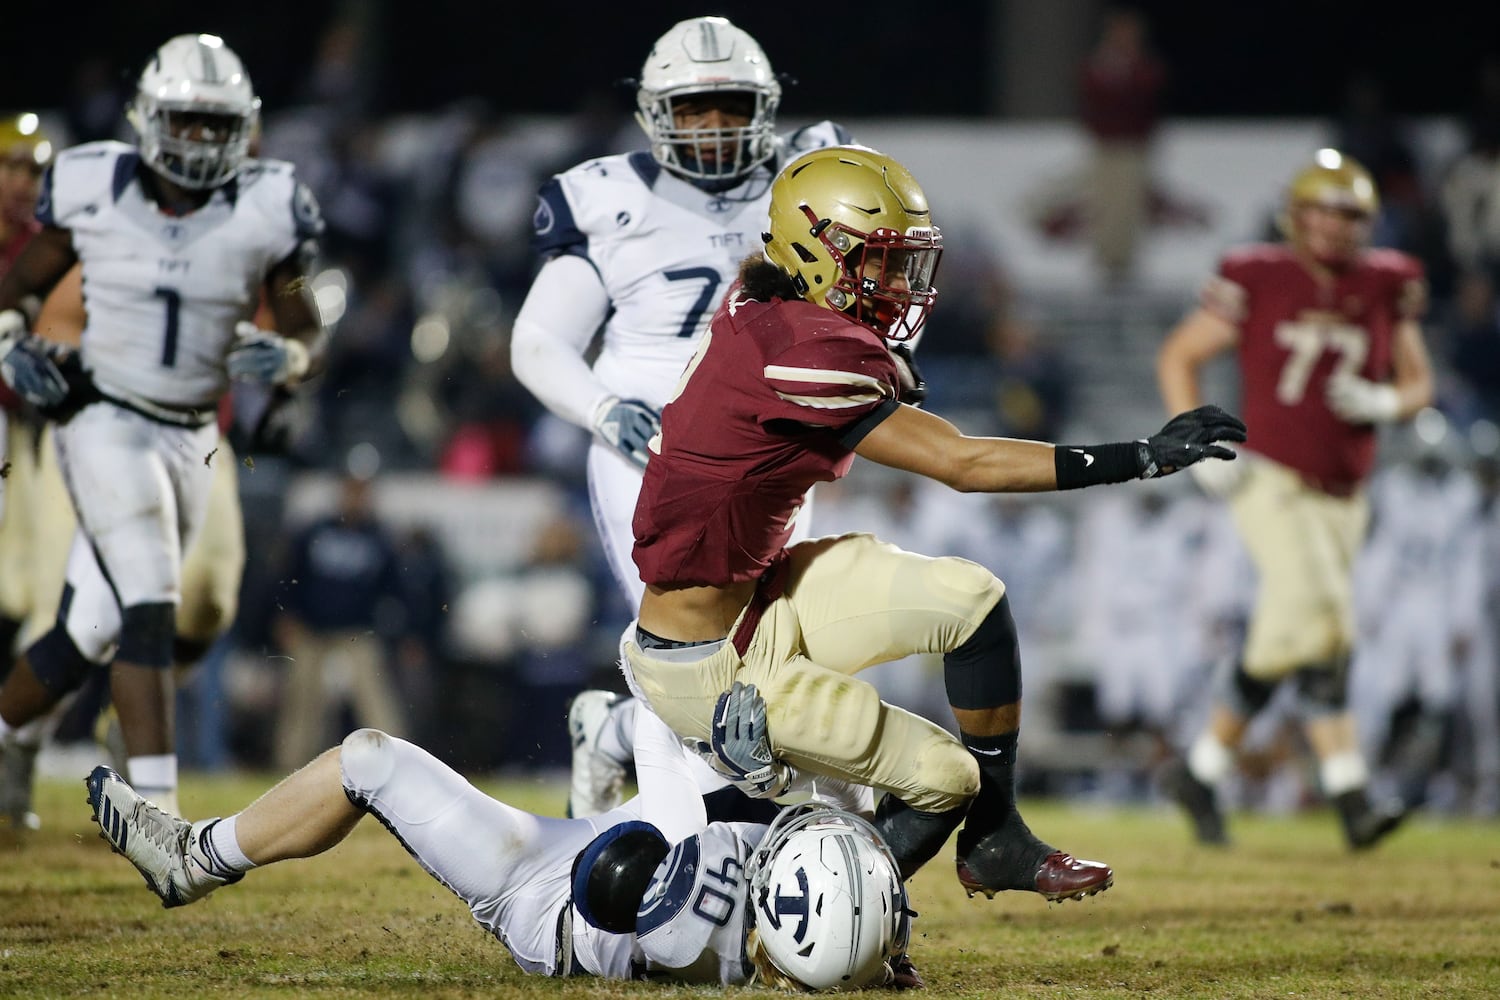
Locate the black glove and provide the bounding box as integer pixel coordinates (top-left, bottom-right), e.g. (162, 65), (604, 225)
(1137, 404), (1248, 479)
(890, 344), (927, 407)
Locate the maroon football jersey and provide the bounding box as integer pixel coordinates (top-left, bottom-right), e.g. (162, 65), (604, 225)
(1204, 244), (1425, 493)
(632, 285), (901, 587)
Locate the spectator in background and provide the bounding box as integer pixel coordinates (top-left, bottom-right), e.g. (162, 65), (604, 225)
(1077, 6), (1166, 289)
(272, 471), (407, 771)
(391, 526), (452, 747)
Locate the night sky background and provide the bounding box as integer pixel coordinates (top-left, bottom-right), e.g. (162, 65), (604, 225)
(9, 1), (1499, 125)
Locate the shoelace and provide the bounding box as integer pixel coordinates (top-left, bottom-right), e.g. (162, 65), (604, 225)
(130, 798), (187, 859)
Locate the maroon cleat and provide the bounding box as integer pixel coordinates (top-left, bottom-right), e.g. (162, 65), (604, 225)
(890, 953), (925, 990)
(956, 850), (1114, 902)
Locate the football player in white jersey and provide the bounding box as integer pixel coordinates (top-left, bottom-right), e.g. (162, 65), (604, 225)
(86, 685), (914, 989)
(0, 33), (326, 815)
(510, 15), (853, 819)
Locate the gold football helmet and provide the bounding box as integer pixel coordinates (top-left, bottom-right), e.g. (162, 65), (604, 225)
(0, 112), (54, 171)
(1280, 149), (1378, 228)
(762, 145), (941, 342)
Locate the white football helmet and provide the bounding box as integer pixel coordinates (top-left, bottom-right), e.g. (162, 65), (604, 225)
(746, 804), (911, 991)
(129, 33), (260, 190)
(635, 16), (781, 182)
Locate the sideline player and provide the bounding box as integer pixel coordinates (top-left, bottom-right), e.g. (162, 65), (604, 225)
(620, 144), (1245, 899)
(510, 16), (857, 818)
(0, 33), (326, 815)
(1155, 149), (1433, 848)
(86, 686), (914, 989)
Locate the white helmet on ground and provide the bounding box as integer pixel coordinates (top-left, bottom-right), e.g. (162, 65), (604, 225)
(746, 804), (911, 991)
(129, 33), (261, 190)
(635, 16), (781, 182)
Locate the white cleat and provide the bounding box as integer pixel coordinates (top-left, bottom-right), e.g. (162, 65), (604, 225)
(85, 765), (239, 908)
(566, 690), (627, 817)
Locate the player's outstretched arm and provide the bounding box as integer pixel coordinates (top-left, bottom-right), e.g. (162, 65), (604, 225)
(854, 400), (1246, 493)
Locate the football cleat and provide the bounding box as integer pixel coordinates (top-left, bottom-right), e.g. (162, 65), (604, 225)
(1159, 757), (1229, 846)
(956, 850), (1114, 902)
(890, 952), (926, 990)
(566, 690), (627, 818)
(1335, 789), (1407, 851)
(0, 739), (42, 831)
(85, 765), (240, 907)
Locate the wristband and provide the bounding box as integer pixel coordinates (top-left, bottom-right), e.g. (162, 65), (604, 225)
(1053, 441), (1143, 490)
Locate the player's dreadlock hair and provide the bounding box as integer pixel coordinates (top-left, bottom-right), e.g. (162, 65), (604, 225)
(738, 254), (801, 303)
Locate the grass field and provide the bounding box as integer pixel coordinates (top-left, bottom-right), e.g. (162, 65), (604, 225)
(3, 771), (1497, 999)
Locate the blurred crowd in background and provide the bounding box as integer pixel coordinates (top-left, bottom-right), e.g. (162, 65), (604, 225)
(14, 8), (1500, 820)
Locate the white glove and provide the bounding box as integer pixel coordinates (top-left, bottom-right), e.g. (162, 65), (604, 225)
(1190, 449), (1249, 498)
(592, 395), (660, 471)
(227, 321), (310, 386)
(1326, 373), (1400, 424)
(0, 308), (69, 409)
(683, 681), (794, 799)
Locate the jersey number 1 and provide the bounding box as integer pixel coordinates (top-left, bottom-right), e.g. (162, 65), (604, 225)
(153, 286), (181, 367)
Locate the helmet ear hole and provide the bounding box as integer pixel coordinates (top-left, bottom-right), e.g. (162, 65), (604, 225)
(791, 242), (819, 264)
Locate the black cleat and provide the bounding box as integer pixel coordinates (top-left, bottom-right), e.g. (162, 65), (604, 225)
(1159, 758), (1229, 845)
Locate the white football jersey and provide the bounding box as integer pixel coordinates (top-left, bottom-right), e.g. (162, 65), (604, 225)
(532, 122), (849, 410)
(38, 141), (321, 409)
(631, 821), (763, 984)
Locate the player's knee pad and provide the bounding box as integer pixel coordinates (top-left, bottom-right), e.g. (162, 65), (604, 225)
(340, 728), (399, 797)
(116, 602), (176, 669)
(26, 624), (101, 699)
(874, 793), (969, 880)
(1219, 659), (1278, 717)
(1293, 657), (1350, 717)
(943, 592), (1021, 710)
(769, 667), (884, 765)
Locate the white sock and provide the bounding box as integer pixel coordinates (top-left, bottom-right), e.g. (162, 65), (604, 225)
(127, 753), (178, 803)
(1188, 733), (1234, 786)
(1319, 751), (1368, 797)
(0, 711), (14, 742)
(201, 815), (257, 874)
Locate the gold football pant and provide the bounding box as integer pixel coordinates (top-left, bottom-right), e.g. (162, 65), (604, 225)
(626, 532), (1004, 814)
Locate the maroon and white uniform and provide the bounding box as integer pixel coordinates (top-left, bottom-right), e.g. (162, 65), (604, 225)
(1203, 244), (1426, 677)
(625, 285), (998, 816)
(633, 286), (900, 587)
(1206, 244), (1425, 495)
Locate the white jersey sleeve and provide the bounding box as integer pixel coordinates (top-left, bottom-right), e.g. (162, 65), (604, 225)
(634, 822), (765, 985)
(40, 142), (321, 410)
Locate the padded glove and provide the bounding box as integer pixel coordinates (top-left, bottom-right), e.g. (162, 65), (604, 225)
(592, 395), (660, 471)
(227, 321), (310, 386)
(1137, 404), (1248, 479)
(0, 309), (69, 410)
(684, 681), (792, 799)
(1326, 373), (1400, 424)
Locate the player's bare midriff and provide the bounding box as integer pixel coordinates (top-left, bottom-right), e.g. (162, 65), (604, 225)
(639, 579), (759, 643)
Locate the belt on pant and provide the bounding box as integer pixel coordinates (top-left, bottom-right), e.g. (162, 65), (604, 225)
(730, 551), (790, 657)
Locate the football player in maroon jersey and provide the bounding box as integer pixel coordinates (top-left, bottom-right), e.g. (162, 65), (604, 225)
(1156, 149), (1435, 849)
(620, 144), (1246, 901)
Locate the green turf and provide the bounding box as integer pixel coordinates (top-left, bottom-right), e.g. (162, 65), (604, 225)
(3, 773), (1497, 998)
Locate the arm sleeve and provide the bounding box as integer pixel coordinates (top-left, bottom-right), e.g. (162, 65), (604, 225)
(510, 253), (614, 429)
(759, 333), (899, 430)
(632, 705), (709, 845)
